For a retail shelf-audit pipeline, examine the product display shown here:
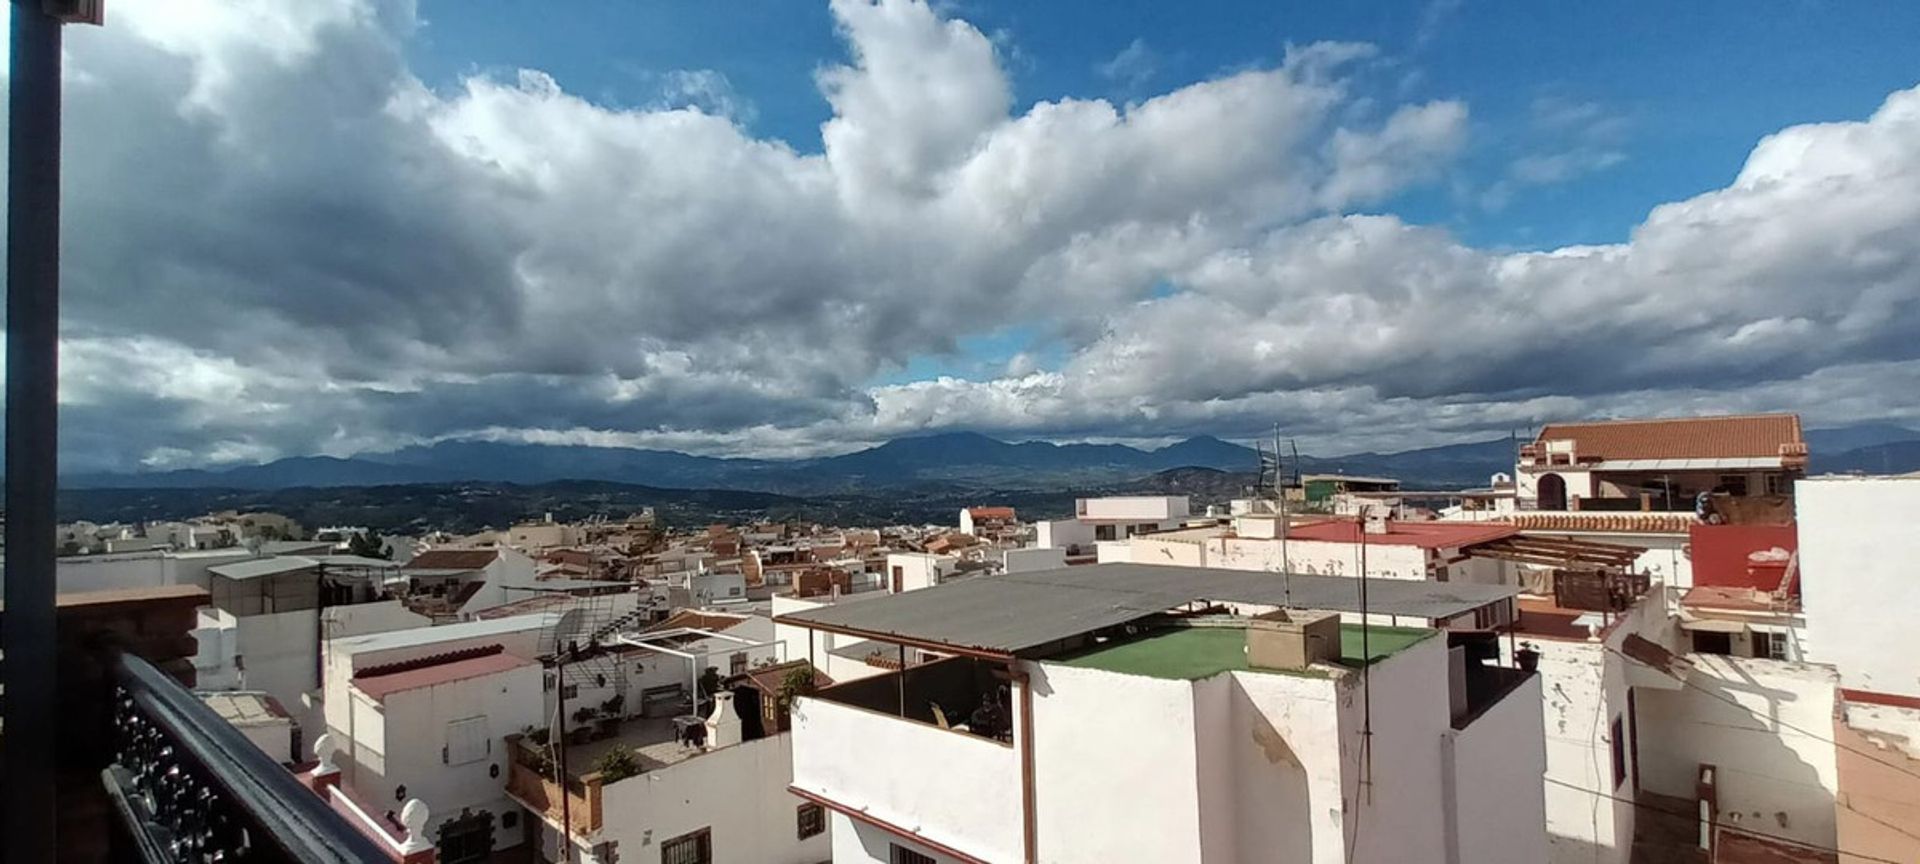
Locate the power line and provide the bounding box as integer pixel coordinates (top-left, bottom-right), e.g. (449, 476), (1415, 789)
(1542, 777), (1907, 864)
(1603, 644), (1920, 784)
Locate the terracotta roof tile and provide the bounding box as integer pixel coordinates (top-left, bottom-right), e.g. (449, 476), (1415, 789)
(351, 644), (537, 702)
(404, 549), (500, 571)
(1534, 413), (1803, 461)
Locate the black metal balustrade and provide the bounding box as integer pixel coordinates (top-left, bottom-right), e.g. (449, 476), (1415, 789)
(99, 651), (391, 863)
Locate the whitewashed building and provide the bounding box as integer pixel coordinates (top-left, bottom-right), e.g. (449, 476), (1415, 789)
(1033, 496), (1191, 559)
(778, 563), (1542, 864)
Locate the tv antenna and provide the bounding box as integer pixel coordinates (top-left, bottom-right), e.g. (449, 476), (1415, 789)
(537, 597), (621, 862)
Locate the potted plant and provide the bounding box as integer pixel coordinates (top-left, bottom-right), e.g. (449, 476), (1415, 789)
(594, 747), (641, 783)
(1515, 642), (1542, 672)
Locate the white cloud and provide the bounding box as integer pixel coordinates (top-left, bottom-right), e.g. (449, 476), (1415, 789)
(30, 0), (1920, 470)
(1095, 38), (1157, 87)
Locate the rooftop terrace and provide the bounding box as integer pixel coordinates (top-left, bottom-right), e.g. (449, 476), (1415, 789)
(1053, 624), (1433, 681)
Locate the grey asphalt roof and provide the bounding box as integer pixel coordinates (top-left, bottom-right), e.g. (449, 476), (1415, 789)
(774, 563), (1517, 658)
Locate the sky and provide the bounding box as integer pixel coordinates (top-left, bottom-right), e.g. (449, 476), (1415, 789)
(9, 0), (1920, 471)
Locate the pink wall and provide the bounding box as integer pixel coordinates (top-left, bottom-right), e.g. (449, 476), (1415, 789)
(1688, 524), (1798, 592)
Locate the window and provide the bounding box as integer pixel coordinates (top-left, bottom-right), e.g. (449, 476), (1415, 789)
(1692, 631), (1733, 656)
(1717, 474), (1749, 496)
(660, 828), (712, 864)
(561, 683), (579, 699)
(444, 716), (490, 765)
(1610, 716), (1628, 789)
(730, 651), (748, 675)
(890, 845), (937, 864)
(796, 803), (825, 839)
(1753, 631), (1790, 660)
(1094, 524), (1117, 542)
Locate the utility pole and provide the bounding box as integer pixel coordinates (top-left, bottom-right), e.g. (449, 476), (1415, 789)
(4, 3), (100, 859)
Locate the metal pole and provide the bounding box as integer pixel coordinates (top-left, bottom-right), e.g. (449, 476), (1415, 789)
(5, 4), (65, 860)
(555, 657), (572, 863)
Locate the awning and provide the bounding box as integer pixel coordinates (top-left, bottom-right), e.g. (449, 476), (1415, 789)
(1465, 535), (1646, 569)
(1679, 616), (1748, 634)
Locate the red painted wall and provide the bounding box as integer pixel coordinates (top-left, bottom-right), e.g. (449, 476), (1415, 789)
(1689, 523), (1798, 592)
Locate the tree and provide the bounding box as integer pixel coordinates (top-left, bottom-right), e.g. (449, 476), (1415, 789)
(594, 747), (641, 783)
(774, 663), (818, 713)
(347, 529), (390, 560)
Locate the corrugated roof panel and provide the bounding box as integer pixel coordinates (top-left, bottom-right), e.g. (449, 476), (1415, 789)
(776, 563), (1515, 657)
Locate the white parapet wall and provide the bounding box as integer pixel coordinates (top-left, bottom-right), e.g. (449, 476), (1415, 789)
(791, 696), (1021, 863)
(1797, 475), (1920, 699)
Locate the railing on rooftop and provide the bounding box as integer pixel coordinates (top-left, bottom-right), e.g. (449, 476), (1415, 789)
(502, 734), (604, 836)
(103, 651), (392, 863)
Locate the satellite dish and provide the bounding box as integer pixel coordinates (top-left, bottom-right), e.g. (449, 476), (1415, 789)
(542, 607), (585, 660)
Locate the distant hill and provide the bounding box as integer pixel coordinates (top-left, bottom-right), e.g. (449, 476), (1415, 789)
(1811, 440), (1920, 475)
(87, 424), (1920, 495)
(1805, 423), (1920, 455)
(57, 431), (1521, 495)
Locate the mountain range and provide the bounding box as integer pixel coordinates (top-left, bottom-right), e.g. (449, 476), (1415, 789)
(60, 423), (1920, 496)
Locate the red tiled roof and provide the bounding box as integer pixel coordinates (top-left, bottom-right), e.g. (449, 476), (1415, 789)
(403, 549), (500, 571)
(1534, 413), (1803, 461)
(730, 659), (833, 693)
(1283, 519), (1518, 549)
(351, 644), (536, 702)
(968, 507), (1016, 520)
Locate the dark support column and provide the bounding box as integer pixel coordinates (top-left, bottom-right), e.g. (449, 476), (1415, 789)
(4, 3), (66, 861)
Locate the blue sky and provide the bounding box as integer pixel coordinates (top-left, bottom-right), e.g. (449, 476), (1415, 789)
(410, 0), (1920, 253)
(32, 1), (1920, 466)
(400, 0), (1920, 387)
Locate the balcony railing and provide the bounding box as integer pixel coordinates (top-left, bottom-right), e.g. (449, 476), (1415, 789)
(103, 651), (391, 863)
(14, 585), (395, 864)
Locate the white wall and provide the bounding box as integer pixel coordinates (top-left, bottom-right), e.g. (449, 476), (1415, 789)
(1203, 535), (1430, 582)
(1077, 496), (1191, 521)
(1335, 633), (1453, 864)
(324, 600), (432, 639)
(1517, 468), (1593, 509)
(55, 551), (171, 593)
(1516, 611), (1656, 864)
(791, 695), (1021, 863)
(1635, 654), (1840, 849)
(1035, 519), (1095, 552)
(595, 735), (828, 864)
(1213, 668), (1348, 864)
(193, 608), (243, 690)
(1002, 547), (1067, 574)
(1798, 476), (1920, 698)
(1030, 662), (1206, 864)
(1127, 537), (1208, 567)
(885, 553), (953, 593)
(237, 718), (297, 764)
(236, 610), (323, 736)
(370, 663), (546, 850)
(1446, 675), (1550, 864)
(829, 815), (968, 864)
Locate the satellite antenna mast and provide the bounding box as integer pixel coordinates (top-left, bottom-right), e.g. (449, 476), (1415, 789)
(537, 597), (619, 863)
(1274, 424), (1292, 608)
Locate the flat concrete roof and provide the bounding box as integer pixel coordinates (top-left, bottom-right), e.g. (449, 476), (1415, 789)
(329, 613), (555, 657)
(774, 563), (1514, 659)
(1054, 624), (1433, 680)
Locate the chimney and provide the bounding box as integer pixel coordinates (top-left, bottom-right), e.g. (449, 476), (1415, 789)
(705, 690), (743, 750)
(1246, 610), (1342, 671)
(1363, 507), (1389, 535)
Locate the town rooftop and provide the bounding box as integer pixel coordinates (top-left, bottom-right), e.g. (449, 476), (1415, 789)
(774, 563), (1514, 659)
